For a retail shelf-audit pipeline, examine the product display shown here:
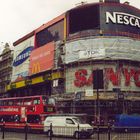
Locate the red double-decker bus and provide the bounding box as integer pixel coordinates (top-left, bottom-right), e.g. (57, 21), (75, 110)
(0, 95), (56, 131)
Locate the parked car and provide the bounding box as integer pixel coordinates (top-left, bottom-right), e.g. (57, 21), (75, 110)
(44, 115), (94, 138)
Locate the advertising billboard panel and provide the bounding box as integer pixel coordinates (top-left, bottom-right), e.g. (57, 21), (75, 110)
(68, 3), (140, 36)
(65, 37), (140, 64)
(29, 42), (54, 75)
(68, 4), (100, 34)
(11, 36), (34, 82)
(65, 63), (140, 94)
(100, 4), (140, 35)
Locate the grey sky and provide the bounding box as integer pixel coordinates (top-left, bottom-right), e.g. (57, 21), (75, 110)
(0, 0), (139, 46)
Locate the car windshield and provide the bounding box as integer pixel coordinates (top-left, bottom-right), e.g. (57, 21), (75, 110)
(72, 117), (86, 124)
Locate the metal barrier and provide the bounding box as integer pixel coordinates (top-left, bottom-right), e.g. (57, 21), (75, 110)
(2, 123), (5, 139)
(24, 123), (28, 140)
(46, 123), (93, 139)
(1, 123), (140, 140)
(0, 122), (29, 140)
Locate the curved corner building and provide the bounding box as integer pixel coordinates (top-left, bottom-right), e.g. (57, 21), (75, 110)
(9, 0), (140, 124)
(64, 0), (140, 123)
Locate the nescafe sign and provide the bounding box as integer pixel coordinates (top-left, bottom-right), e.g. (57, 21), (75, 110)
(106, 12), (140, 29)
(100, 4), (140, 35)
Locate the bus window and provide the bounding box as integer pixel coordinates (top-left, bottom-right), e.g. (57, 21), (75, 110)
(24, 99), (32, 105)
(16, 100), (21, 105)
(3, 101), (8, 106)
(0, 100), (3, 106)
(33, 98), (40, 105)
(43, 97), (55, 105)
(48, 98), (55, 106)
(14, 115), (20, 122)
(42, 96), (48, 105)
(27, 115), (40, 123)
(8, 100), (14, 106)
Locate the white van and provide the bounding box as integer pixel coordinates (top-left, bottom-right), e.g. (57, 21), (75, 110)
(44, 115), (93, 138)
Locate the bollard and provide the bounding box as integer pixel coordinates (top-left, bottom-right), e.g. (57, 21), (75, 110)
(2, 122), (5, 139)
(49, 123), (52, 140)
(108, 123), (111, 140)
(77, 124), (80, 140)
(25, 123), (28, 140)
(97, 125), (100, 140)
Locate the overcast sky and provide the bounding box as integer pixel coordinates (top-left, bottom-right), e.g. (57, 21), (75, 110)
(0, 0), (140, 47)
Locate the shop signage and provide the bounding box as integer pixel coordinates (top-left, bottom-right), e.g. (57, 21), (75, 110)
(85, 90), (93, 97)
(10, 83), (16, 89)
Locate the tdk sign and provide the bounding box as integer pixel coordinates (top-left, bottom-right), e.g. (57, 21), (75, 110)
(13, 46), (33, 67)
(106, 12), (140, 28)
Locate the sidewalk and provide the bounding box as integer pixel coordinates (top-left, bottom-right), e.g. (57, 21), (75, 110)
(0, 132), (47, 140)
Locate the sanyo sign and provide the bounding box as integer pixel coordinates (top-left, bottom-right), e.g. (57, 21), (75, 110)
(106, 11), (140, 28)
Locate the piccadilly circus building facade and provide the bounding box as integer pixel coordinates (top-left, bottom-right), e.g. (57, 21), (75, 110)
(7, 0), (140, 124)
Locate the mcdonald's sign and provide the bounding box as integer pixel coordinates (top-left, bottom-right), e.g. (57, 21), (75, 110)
(29, 42), (54, 75)
(31, 62), (41, 74)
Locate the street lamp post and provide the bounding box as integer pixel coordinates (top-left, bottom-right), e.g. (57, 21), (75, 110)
(96, 86), (100, 124)
(93, 69), (104, 125)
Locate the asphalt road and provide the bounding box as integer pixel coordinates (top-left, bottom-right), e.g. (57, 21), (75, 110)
(0, 132), (140, 140)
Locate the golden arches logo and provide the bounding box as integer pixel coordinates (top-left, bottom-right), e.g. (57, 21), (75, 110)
(31, 62), (41, 74)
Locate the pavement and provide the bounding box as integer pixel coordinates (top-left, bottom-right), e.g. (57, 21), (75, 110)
(0, 131), (140, 140)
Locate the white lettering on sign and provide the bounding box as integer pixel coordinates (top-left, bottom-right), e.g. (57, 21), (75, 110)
(106, 12), (140, 28)
(79, 48), (105, 59)
(0, 107), (19, 112)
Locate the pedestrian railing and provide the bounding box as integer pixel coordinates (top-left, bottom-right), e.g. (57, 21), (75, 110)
(1, 123), (140, 140)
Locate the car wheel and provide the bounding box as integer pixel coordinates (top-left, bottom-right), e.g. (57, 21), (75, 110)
(47, 130), (53, 137)
(74, 131), (80, 139)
